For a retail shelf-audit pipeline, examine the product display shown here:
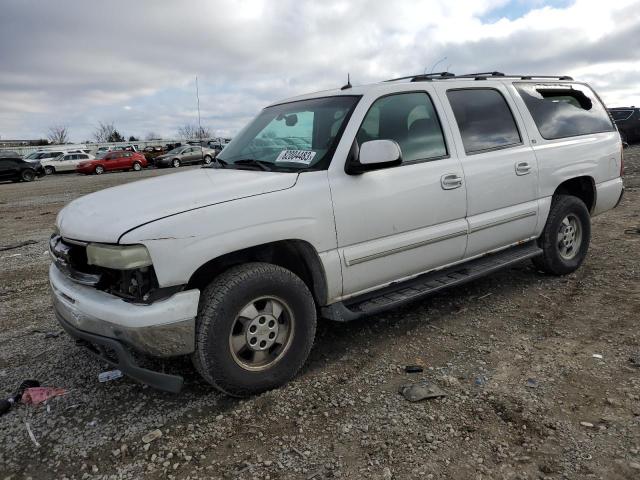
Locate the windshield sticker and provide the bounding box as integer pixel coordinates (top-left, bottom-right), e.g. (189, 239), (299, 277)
(275, 150), (316, 165)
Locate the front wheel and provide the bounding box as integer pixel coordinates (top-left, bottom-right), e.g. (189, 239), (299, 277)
(94, 165), (104, 175)
(193, 263), (317, 397)
(172, 158), (181, 168)
(203, 155), (212, 165)
(132, 161), (142, 171)
(533, 195), (591, 275)
(21, 169), (35, 182)
(44, 166), (55, 175)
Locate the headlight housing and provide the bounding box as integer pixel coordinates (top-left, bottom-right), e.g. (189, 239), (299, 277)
(86, 243), (152, 270)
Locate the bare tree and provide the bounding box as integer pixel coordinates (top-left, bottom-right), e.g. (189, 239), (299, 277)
(145, 131), (161, 141)
(47, 125), (69, 144)
(177, 124), (211, 140)
(93, 121), (117, 143)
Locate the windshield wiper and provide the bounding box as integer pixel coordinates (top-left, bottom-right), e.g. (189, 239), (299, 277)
(232, 159), (272, 171)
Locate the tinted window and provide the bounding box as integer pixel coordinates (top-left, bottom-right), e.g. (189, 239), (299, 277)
(78, 154), (88, 159)
(515, 83), (614, 140)
(357, 92), (447, 163)
(610, 110), (634, 122)
(447, 89), (521, 154)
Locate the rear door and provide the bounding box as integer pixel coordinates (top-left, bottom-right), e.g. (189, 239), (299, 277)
(57, 154), (76, 171)
(0, 159), (16, 180)
(434, 83), (539, 258)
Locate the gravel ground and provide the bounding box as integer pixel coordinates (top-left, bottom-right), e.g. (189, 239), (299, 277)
(0, 154), (639, 480)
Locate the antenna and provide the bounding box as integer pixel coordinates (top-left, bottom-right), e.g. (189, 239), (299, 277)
(341, 73), (352, 90)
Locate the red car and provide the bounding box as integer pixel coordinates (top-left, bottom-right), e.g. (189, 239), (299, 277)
(76, 151), (148, 175)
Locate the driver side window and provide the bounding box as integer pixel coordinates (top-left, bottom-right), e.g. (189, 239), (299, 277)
(356, 92), (448, 164)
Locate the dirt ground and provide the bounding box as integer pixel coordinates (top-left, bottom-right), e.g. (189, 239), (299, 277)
(0, 153), (639, 480)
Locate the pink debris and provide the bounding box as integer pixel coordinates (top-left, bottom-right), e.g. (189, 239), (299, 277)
(21, 387), (67, 405)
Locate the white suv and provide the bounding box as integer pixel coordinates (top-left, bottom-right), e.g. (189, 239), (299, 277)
(49, 72), (624, 396)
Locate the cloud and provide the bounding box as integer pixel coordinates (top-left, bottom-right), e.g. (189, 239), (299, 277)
(0, 0), (639, 141)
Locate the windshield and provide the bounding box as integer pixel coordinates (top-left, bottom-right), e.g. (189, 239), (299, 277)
(217, 96), (359, 171)
(25, 152), (42, 159)
(167, 147), (186, 155)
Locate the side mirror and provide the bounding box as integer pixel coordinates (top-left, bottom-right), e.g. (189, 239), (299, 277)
(346, 139), (402, 174)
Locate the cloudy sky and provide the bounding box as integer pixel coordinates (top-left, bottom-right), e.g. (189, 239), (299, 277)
(1, 0), (639, 142)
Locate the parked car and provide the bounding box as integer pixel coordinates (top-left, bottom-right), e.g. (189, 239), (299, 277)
(609, 107), (640, 144)
(41, 152), (96, 175)
(50, 72), (623, 396)
(0, 150), (22, 158)
(75, 151), (147, 174)
(154, 145), (216, 167)
(0, 156), (44, 182)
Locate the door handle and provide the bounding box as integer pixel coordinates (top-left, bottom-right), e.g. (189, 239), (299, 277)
(515, 161), (532, 176)
(441, 173), (463, 190)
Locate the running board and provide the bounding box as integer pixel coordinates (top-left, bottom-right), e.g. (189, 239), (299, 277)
(321, 241), (542, 322)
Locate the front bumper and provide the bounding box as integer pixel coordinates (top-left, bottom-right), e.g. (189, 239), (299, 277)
(49, 263), (199, 357)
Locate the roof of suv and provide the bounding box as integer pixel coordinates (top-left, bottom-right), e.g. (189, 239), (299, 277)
(270, 72), (576, 106)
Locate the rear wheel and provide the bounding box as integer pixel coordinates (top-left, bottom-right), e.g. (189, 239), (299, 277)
(44, 166), (55, 175)
(533, 195), (591, 275)
(172, 158), (181, 168)
(94, 165), (104, 175)
(21, 169), (35, 182)
(132, 161), (142, 171)
(193, 263), (317, 397)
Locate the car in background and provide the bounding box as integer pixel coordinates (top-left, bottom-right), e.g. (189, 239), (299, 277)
(609, 107), (640, 144)
(0, 150), (22, 158)
(0, 156), (44, 183)
(153, 145), (216, 168)
(41, 152), (96, 175)
(76, 151), (147, 175)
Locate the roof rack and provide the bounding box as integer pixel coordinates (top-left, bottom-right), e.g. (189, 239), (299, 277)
(383, 71), (573, 82)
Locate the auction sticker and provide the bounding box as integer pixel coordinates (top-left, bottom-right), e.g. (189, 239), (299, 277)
(275, 150), (316, 165)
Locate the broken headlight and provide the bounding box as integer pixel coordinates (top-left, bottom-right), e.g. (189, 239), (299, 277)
(86, 243), (152, 270)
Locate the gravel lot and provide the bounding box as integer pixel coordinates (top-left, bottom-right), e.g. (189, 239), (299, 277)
(1, 153), (639, 480)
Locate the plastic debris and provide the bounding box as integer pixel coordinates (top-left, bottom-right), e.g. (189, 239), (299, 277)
(25, 422), (40, 448)
(580, 421), (594, 428)
(0, 379), (41, 416)
(526, 378), (538, 388)
(98, 370), (123, 383)
(398, 381), (447, 402)
(22, 387), (67, 405)
(404, 365), (424, 374)
(142, 429), (163, 443)
(592, 353), (603, 359)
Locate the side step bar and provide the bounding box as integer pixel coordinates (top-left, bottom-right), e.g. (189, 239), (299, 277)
(321, 241), (542, 322)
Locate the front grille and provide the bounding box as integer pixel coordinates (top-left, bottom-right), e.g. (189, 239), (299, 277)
(50, 235), (102, 285)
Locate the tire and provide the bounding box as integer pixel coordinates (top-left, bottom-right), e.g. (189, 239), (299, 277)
(193, 262), (317, 397)
(203, 155), (212, 165)
(44, 166), (55, 175)
(533, 194), (591, 275)
(94, 165), (104, 175)
(21, 169), (35, 182)
(132, 161), (142, 171)
(172, 158), (181, 168)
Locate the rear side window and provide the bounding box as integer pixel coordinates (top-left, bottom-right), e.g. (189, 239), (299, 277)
(610, 110), (634, 122)
(356, 92), (448, 163)
(446, 89), (521, 154)
(515, 83), (614, 140)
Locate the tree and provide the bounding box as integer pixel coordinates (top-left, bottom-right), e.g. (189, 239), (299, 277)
(145, 132), (161, 141)
(128, 135), (139, 142)
(93, 121), (117, 143)
(108, 130), (125, 142)
(47, 125), (69, 144)
(177, 124), (212, 140)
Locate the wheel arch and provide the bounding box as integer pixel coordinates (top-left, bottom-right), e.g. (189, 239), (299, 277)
(553, 176), (596, 213)
(187, 239), (328, 306)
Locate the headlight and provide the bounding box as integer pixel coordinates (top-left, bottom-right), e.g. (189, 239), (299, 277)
(86, 243), (152, 270)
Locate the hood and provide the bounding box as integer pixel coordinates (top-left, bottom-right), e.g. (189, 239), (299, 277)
(57, 168), (298, 243)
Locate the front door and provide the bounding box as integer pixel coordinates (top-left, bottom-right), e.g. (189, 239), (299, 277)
(329, 90), (468, 298)
(435, 85), (539, 258)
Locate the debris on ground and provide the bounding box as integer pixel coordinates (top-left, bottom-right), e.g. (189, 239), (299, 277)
(22, 387), (67, 405)
(25, 422), (40, 448)
(404, 365), (424, 373)
(0, 239), (38, 251)
(98, 370), (123, 383)
(526, 378), (538, 388)
(580, 421), (595, 428)
(398, 381), (447, 402)
(592, 353), (603, 359)
(142, 429), (163, 444)
(629, 355), (640, 368)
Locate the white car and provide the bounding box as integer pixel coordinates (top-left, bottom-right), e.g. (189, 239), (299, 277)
(42, 152), (96, 174)
(50, 72), (624, 395)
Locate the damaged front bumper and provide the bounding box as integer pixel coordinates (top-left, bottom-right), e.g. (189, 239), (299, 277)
(49, 263), (200, 392)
